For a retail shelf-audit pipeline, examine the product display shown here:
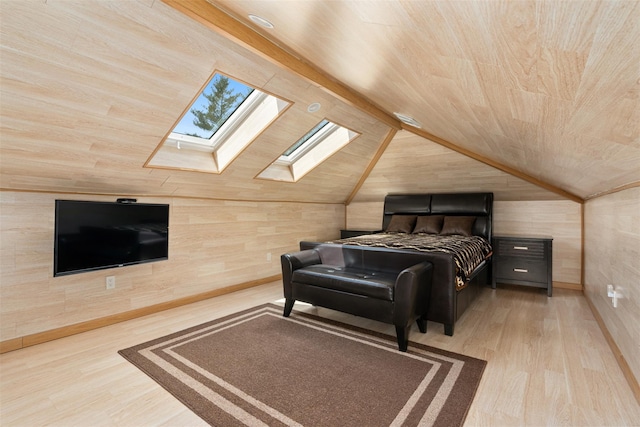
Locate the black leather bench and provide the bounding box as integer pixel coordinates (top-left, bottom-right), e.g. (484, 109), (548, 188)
(281, 243), (433, 351)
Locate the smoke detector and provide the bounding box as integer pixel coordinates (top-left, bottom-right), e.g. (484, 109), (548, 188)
(307, 102), (321, 113)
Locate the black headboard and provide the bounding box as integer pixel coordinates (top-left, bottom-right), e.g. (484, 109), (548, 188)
(382, 193), (493, 240)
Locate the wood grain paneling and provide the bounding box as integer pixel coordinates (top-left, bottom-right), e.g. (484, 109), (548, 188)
(0, 0), (391, 204)
(9, 274), (280, 351)
(346, 198), (582, 286)
(404, 125), (583, 203)
(493, 200), (582, 285)
(164, 0), (401, 130)
(1, 284), (638, 425)
(345, 201), (385, 231)
(584, 187), (640, 393)
(2, 0), (638, 205)
(1, 0), (638, 407)
(350, 131), (569, 203)
(0, 191), (343, 342)
(214, 0), (640, 200)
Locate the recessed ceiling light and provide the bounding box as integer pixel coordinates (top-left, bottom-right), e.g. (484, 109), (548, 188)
(307, 102), (321, 113)
(248, 14), (274, 29)
(393, 112), (421, 128)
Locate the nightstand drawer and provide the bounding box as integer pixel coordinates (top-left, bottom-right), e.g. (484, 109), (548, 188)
(495, 258), (547, 283)
(497, 239), (545, 259)
(492, 235), (553, 296)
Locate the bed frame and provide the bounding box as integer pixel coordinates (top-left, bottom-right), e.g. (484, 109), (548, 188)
(301, 192), (493, 335)
(380, 192), (493, 335)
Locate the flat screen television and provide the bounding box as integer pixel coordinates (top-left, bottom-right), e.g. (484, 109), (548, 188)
(54, 200), (169, 277)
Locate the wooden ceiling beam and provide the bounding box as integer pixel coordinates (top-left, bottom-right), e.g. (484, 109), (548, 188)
(163, 0), (585, 204)
(161, 0), (401, 130)
(345, 128), (398, 205)
(404, 125), (584, 204)
(584, 181), (640, 201)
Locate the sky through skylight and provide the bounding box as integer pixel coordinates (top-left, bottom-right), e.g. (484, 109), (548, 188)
(172, 74), (253, 139)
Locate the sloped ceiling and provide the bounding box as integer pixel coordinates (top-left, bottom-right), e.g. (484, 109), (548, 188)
(0, 0), (389, 204)
(0, 0), (638, 205)
(212, 0), (640, 200)
(352, 130), (567, 203)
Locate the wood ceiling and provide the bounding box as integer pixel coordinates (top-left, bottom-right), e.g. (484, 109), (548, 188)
(211, 0), (640, 201)
(1, 0), (638, 204)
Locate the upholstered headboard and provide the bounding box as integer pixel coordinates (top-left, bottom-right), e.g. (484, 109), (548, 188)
(382, 193), (494, 241)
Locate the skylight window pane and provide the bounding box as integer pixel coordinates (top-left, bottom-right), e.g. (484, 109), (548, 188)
(282, 119), (329, 157)
(146, 71), (291, 174)
(257, 120), (360, 182)
(172, 73), (254, 139)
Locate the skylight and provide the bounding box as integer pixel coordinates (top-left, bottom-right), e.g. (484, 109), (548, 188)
(257, 119), (360, 182)
(146, 72), (290, 173)
(172, 74), (254, 140)
(282, 119), (330, 158)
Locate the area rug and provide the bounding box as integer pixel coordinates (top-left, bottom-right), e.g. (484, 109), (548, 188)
(119, 303), (486, 427)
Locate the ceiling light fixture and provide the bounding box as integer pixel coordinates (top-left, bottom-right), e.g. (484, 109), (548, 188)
(248, 14), (274, 29)
(393, 112), (422, 128)
(307, 102), (321, 113)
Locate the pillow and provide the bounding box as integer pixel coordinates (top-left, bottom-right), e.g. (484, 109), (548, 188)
(412, 215), (444, 234)
(439, 216), (476, 237)
(386, 215), (417, 233)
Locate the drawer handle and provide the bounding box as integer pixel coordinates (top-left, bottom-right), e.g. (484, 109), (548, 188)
(513, 246), (528, 250)
(513, 268), (528, 273)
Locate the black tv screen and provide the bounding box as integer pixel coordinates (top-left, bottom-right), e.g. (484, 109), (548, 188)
(54, 200), (169, 276)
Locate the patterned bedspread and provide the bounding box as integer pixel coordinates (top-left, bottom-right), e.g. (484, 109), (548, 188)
(329, 233), (493, 289)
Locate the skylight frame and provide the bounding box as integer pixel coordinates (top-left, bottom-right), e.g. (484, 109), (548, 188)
(275, 119), (337, 166)
(257, 118), (360, 182)
(281, 119), (330, 158)
(166, 88), (264, 150)
(145, 71), (291, 174)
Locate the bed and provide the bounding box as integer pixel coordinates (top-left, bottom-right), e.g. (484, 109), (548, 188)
(303, 192), (493, 336)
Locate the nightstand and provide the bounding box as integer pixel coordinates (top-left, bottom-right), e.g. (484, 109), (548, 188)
(340, 229), (382, 239)
(492, 235), (553, 296)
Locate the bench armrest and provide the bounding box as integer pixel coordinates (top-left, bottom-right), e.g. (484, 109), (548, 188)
(394, 261), (433, 326)
(281, 249), (322, 299)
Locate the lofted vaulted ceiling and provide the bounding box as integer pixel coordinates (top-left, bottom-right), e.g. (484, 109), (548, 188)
(211, 0), (640, 201)
(1, 0), (638, 204)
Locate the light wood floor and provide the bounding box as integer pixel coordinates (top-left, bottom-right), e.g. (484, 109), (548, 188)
(1, 282), (638, 426)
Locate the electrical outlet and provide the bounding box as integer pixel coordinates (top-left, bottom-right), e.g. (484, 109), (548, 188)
(106, 276), (116, 290)
(266, 252), (272, 262)
(607, 284), (623, 308)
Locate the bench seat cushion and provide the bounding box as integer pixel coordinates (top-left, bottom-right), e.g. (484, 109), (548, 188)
(291, 265), (396, 301)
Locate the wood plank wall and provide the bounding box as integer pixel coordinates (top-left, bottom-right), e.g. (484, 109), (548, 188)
(584, 187), (640, 389)
(346, 199), (582, 286)
(493, 200), (582, 287)
(0, 191), (343, 343)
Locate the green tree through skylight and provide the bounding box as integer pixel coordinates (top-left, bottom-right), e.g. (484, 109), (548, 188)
(173, 74), (253, 139)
